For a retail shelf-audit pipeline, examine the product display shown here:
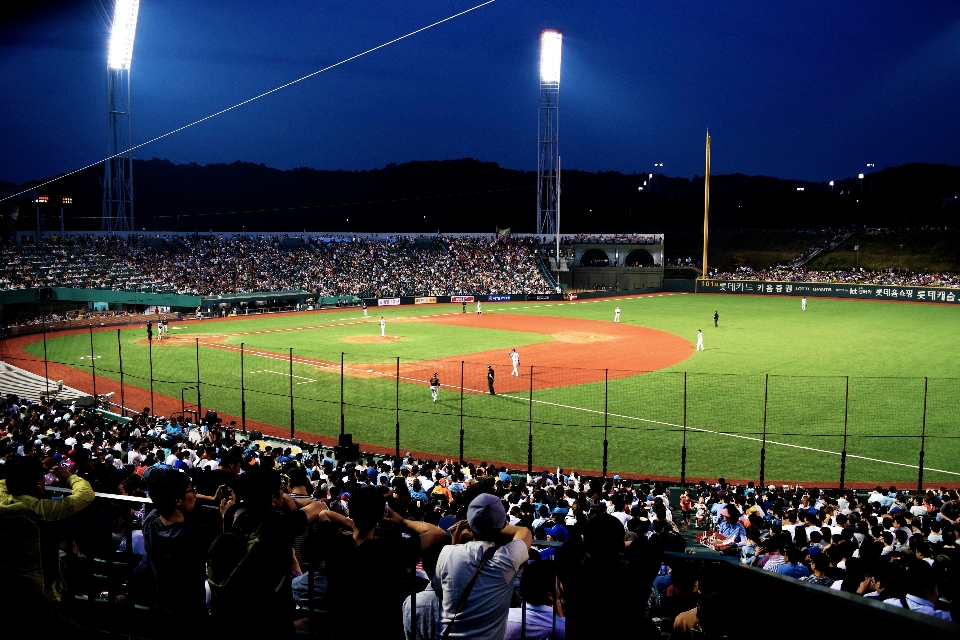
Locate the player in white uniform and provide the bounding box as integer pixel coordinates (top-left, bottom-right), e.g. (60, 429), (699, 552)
(380, 317), (386, 338)
(801, 297), (807, 311)
(430, 372), (440, 402)
(614, 306), (621, 322)
(476, 301), (482, 315)
(362, 301), (368, 317)
(696, 329), (704, 351)
(509, 349), (520, 376)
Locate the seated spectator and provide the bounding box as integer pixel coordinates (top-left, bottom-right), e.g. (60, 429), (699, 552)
(505, 559), (565, 640)
(800, 551), (835, 587)
(884, 561), (953, 621)
(775, 546), (811, 579)
(403, 544), (445, 640)
(142, 469), (209, 620)
(434, 492), (532, 640)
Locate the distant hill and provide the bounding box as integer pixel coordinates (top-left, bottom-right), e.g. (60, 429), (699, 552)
(6, 159), (959, 234)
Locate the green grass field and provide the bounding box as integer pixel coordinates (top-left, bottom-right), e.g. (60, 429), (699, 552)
(22, 294), (960, 484)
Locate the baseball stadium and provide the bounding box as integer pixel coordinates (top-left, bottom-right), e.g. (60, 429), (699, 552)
(2, 2), (959, 636)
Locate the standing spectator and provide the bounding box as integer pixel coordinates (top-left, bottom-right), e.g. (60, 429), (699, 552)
(434, 493), (532, 639)
(505, 560), (565, 640)
(0, 456), (94, 601)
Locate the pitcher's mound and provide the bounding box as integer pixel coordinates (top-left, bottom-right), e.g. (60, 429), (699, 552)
(344, 335), (400, 343)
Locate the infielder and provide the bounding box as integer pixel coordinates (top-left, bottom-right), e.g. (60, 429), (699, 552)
(380, 316), (386, 338)
(430, 372), (440, 403)
(509, 348), (520, 376)
(801, 297), (807, 311)
(614, 306), (621, 323)
(696, 329), (704, 351)
(476, 301), (482, 316)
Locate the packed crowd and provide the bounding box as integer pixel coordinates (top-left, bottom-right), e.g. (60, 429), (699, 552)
(0, 234), (553, 297)
(0, 389), (955, 635)
(711, 265), (960, 288)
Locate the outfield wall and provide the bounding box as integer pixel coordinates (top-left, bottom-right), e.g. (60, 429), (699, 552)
(698, 279), (960, 303)
(361, 289), (659, 307)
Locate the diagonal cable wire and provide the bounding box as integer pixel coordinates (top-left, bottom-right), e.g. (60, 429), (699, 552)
(1, 0), (497, 202)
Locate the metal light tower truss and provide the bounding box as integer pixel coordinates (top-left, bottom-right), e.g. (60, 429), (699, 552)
(103, 0), (139, 232)
(537, 29), (561, 235)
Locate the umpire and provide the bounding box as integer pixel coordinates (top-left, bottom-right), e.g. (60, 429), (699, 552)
(487, 365), (496, 395)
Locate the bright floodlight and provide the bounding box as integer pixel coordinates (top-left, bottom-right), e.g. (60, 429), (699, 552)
(540, 29), (562, 83)
(108, 0), (140, 70)
(858, 173), (865, 179)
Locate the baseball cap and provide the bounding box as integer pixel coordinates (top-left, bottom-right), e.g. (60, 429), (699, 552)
(467, 493), (506, 539)
(544, 524), (569, 541)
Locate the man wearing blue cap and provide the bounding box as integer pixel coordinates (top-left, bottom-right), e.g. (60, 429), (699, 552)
(434, 493), (532, 639)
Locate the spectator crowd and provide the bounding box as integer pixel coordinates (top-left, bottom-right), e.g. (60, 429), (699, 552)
(711, 265), (960, 289)
(0, 234), (553, 298)
(0, 389), (956, 636)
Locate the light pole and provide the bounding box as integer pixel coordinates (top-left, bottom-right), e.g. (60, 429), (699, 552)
(858, 173), (865, 192)
(829, 180), (834, 194)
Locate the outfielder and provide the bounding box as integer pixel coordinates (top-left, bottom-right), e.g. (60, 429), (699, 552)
(380, 316), (386, 338)
(614, 306), (621, 323)
(430, 372), (440, 403)
(696, 329), (704, 351)
(509, 348), (520, 376)
(362, 301), (368, 317)
(801, 297), (807, 311)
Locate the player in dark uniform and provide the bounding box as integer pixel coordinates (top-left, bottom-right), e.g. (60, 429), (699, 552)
(487, 365), (496, 395)
(430, 372), (440, 403)
(714, 311), (719, 327)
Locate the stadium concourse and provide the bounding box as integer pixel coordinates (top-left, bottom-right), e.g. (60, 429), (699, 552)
(0, 393), (957, 636)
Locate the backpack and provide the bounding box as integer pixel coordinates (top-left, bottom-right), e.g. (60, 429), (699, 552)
(206, 521), (285, 616)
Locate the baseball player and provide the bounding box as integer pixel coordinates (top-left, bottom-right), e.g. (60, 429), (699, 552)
(196, 305), (203, 320)
(614, 306), (621, 323)
(430, 372), (440, 403)
(462, 300), (466, 313)
(696, 329), (704, 351)
(487, 365), (496, 395)
(362, 301), (368, 317)
(476, 301), (482, 316)
(380, 316), (386, 338)
(714, 311), (719, 327)
(509, 348), (520, 376)
(801, 297), (807, 311)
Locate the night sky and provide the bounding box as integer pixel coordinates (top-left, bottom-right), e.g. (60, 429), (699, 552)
(2, 1), (959, 187)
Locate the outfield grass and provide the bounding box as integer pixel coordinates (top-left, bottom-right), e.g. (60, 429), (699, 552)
(25, 295), (960, 484)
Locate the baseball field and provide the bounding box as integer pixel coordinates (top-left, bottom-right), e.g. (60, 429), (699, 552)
(9, 292), (960, 485)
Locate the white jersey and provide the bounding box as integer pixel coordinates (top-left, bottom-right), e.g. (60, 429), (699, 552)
(510, 351), (520, 366)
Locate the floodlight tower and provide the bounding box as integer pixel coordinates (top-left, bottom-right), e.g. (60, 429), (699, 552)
(537, 29), (561, 236)
(102, 0), (139, 232)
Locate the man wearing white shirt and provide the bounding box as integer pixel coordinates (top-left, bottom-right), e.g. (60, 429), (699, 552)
(504, 560), (565, 639)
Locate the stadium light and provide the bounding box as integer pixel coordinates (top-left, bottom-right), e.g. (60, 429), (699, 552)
(108, 0), (140, 70)
(540, 29), (562, 84)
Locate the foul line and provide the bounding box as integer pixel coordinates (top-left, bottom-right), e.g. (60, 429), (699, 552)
(1, 0), (497, 202)
(491, 392), (960, 477)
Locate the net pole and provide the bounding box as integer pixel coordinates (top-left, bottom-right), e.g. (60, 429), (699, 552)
(148, 333), (154, 415)
(89, 327), (97, 399)
(195, 338), (202, 420)
(839, 376), (849, 490)
(527, 365), (534, 475)
(602, 369), (609, 479)
(117, 330), (125, 417)
(459, 361), (465, 464)
(240, 343), (246, 435)
(289, 348), (295, 440)
(759, 373), (768, 487)
(918, 376), (928, 492)
(339, 352), (345, 436)
(681, 372), (687, 484)
(42, 320), (49, 395)
(395, 356), (401, 458)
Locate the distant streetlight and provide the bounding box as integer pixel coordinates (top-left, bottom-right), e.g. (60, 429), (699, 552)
(859, 173), (865, 192)
(829, 180), (835, 194)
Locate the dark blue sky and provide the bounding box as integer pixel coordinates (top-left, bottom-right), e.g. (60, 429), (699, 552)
(3, 1), (959, 186)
